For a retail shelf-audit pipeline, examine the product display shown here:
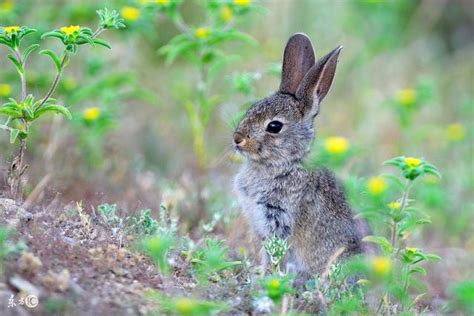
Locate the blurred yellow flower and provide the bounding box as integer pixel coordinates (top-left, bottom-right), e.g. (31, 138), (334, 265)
(268, 278), (281, 290)
(121, 6), (141, 21)
(397, 88), (416, 107)
(367, 177), (387, 195)
(324, 136), (349, 155)
(3, 25), (20, 33)
(220, 6), (233, 22)
(175, 298), (195, 314)
(0, 83), (12, 96)
(60, 25), (81, 35)
(406, 247), (418, 254)
(405, 157), (421, 168)
(446, 123), (465, 142)
(0, 0), (14, 12)
(83, 107), (101, 121)
(156, 0), (170, 5)
(387, 201), (401, 210)
(372, 256), (391, 276)
(234, 0), (251, 6)
(195, 27), (210, 39)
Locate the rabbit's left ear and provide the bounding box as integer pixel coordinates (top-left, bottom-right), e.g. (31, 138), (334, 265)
(279, 33), (316, 95)
(296, 46), (342, 117)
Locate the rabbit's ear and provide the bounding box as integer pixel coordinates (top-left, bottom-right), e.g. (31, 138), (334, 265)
(279, 33), (316, 95)
(296, 46), (342, 117)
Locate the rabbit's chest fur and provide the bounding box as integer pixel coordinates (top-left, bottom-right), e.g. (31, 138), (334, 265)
(234, 163), (305, 239)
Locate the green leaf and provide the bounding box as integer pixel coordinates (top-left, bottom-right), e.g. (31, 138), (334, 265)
(77, 34), (95, 46)
(9, 129), (20, 144)
(7, 54), (24, 74)
(92, 38), (111, 49)
(34, 104), (72, 120)
(0, 107), (22, 118)
(362, 235), (393, 254)
(416, 218), (432, 225)
(41, 31), (64, 40)
(423, 165), (442, 178)
(39, 49), (61, 72)
(23, 106), (35, 120)
(425, 254), (441, 261)
(22, 44), (40, 63)
(383, 157), (404, 167)
(409, 267), (427, 276)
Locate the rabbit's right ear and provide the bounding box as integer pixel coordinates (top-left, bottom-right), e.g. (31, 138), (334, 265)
(279, 33), (316, 95)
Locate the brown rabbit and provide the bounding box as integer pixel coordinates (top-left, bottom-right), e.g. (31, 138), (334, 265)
(233, 33), (362, 279)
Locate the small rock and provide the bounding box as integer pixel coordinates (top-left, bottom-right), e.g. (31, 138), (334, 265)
(0, 198), (33, 229)
(8, 275), (41, 298)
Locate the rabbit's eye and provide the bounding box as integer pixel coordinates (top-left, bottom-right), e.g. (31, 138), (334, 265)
(266, 120), (283, 133)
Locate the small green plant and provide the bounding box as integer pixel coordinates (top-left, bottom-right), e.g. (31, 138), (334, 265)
(263, 235), (290, 274)
(0, 8), (124, 201)
(359, 156), (441, 313)
(157, 295), (229, 316)
(98, 203), (120, 226)
(263, 274), (294, 304)
(129, 208), (159, 236)
(190, 238), (241, 284)
(0, 226), (26, 272)
(141, 234), (174, 275)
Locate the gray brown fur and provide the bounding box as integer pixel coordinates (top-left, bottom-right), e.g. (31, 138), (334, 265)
(233, 33), (362, 276)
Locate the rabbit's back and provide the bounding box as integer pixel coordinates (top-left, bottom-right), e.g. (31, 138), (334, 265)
(292, 168), (362, 274)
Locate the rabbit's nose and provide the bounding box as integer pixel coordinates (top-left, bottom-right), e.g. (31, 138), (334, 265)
(233, 132), (246, 146)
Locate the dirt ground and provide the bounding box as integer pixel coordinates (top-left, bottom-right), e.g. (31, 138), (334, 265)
(0, 197), (173, 315)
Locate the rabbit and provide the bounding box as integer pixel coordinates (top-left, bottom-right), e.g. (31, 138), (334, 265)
(233, 33), (363, 279)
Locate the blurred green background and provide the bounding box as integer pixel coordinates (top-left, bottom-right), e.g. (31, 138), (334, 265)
(1, 0), (473, 307)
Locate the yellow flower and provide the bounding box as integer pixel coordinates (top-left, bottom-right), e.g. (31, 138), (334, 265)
(121, 6), (141, 21)
(156, 0), (170, 5)
(446, 123), (465, 142)
(372, 256), (391, 276)
(387, 201), (401, 210)
(220, 6), (233, 22)
(0, 0), (14, 12)
(83, 107), (101, 121)
(405, 157), (421, 168)
(397, 88), (416, 107)
(324, 136), (349, 155)
(195, 27), (210, 39)
(234, 0), (251, 6)
(3, 25), (20, 34)
(60, 25), (81, 35)
(268, 278), (281, 290)
(175, 298), (195, 314)
(0, 83), (12, 96)
(405, 247), (418, 254)
(367, 177), (387, 195)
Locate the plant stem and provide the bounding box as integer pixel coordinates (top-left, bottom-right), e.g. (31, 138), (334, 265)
(92, 27), (104, 38)
(13, 48), (27, 101)
(9, 135), (28, 202)
(37, 51), (69, 110)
